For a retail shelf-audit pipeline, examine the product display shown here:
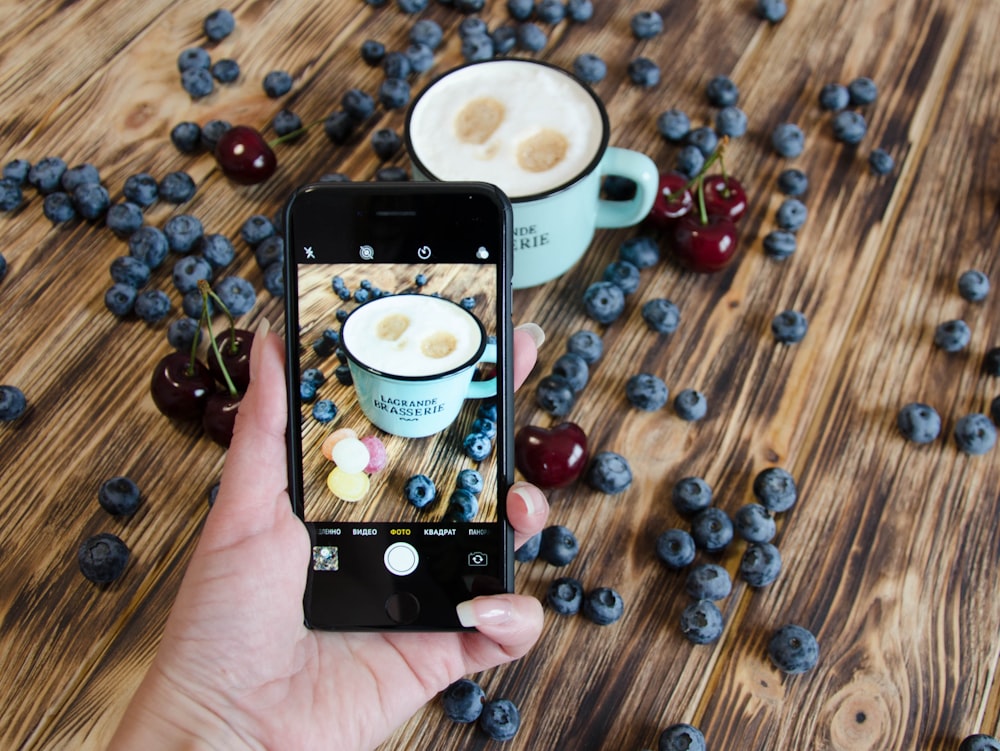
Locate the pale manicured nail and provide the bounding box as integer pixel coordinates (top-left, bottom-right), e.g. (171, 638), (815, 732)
(511, 483), (542, 516)
(256, 317), (271, 338)
(456, 598), (513, 628)
(515, 322), (545, 350)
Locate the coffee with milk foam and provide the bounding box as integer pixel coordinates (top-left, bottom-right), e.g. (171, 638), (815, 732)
(408, 60), (605, 199)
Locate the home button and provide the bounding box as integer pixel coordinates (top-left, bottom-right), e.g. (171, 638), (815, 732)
(385, 592), (420, 625)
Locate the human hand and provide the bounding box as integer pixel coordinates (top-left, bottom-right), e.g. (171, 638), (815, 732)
(110, 321), (549, 751)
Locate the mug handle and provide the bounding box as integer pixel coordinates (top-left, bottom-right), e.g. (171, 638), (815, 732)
(594, 147), (659, 229)
(466, 341), (497, 399)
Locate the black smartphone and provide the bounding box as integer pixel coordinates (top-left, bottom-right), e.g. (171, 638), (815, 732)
(283, 182), (514, 630)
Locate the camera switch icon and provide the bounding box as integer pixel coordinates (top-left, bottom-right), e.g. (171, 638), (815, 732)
(467, 552), (488, 567)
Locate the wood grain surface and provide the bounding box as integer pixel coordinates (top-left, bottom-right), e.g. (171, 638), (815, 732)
(1, 0), (998, 749)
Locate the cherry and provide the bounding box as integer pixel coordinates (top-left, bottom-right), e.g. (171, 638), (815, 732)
(514, 422), (589, 489)
(202, 392), (241, 447)
(150, 352), (216, 420)
(702, 174), (747, 222)
(647, 171), (694, 228)
(214, 125), (277, 185)
(671, 213), (739, 273)
(208, 329), (253, 393)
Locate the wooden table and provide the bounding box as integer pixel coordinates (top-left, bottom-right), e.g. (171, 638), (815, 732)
(1, 0), (998, 748)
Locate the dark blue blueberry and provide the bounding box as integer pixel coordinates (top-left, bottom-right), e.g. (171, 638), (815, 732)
(0, 252), (6, 283)
(28, 156), (67, 194)
(415, 272), (428, 287)
(753, 467), (797, 512)
(869, 148), (894, 175)
(128, 226), (169, 269)
(133, 289), (171, 323)
(626, 373), (668, 411)
(479, 699), (520, 742)
(164, 214), (204, 254)
(360, 39), (386, 66)
(455, 0), (486, 11)
(110, 256), (151, 288)
(61, 163), (100, 193)
(955, 413), (997, 455)
(715, 106), (748, 138)
(78, 533), (129, 584)
(378, 78), (411, 110)
(776, 198), (807, 231)
(172, 256), (212, 294)
(659, 723), (706, 751)
(491, 24), (518, 54)
(404, 474), (436, 509)
(323, 111), (354, 145)
(343, 88), (376, 122)
(584, 587), (625, 625)
(515, 531), (540, 562)
(777, 168), (808, 196)
(458, 17), (488, 38)
(686, 563), (732, 601)
(459, 295), (476, 310)
(463, 432), (493, 462)
(167, 317), (201, 351)
(671, 476), (712, 516)
(410, 18), (444, 49)
(959, 735), (1000, 751)
(441, 678), (484, 723)
(461, 33), (495, 61)
(552, 352), (589, 393)
(642, 298), (680, 334)
(299, 379), (317, 403)
(375, 166), (409, 182)
(0, 385), (27, 422)
(177, 47), (211, 72)
(301, 368), (326, 386)
(200, 119), (232, 151)
(706, 75), (739, 107)
(587, 451), (632, 494)
(546, 577), (584, 615)
(848, 76), (877, 105)
(240, 214), (275, 247)
(734, 503), (776, 543)
(656, 528), (697, 569)
(354, 288), (370, 304)
(656, 109), (691, 142)
(3, 158), (31, 184)
(105, 283), (138, 316)
(983, 347), (1000, 377)
(182, 289), (210, 318)
(42, 192), (76, 223)
(897, 402), (941, 443)
(106, 202), (144, 238)
(628, 57), (660, 87)
(507, 0), (534, 21)
(772, 309), (808, 343)
(679, 599), (724, 644)
(832, 110), (867, 144)
(456, 468), (484, 495)
(382, 51), (412, 80)
(159, 171), (197, 203)
(934, 319), (971, 352)
(470, 417), (496, 439)
(312, 329), (340, 358)
(573, 53), (607, 83)
(674, 389), (707, 421)
(271, 109), (303, 140)
(763, 230), (797, 260)
(0, 179), (23, 212)
(253, 235), (284, 269)
(214, 276), (257, 315)
(211, 58), (240, 84)
(170, 121), (202, 153)
(675, 144), (705, 178)
(203, 8), (235, 41)
(772, 122), (805, 157)
(397, 0), (429, 11)
(768, 624), (819, 673)
(536, 374), (576, 415)
(740, 542), (782, 587)
(566, 0), (593, 21)
(690, 507), (733, 552)
(199, 233), (236, 270)
(567, 329), (603, 364)
(517, 22), (548, 51)
(536, 0), (565, 22)
(958, 269), (990, 302)
(630, 10), (663, 38)
(756, 0), (787, 22)
(444, 488), (479, 521)
(477, 401), (498, 421)
(72, 183), (110, 220)
(582, 281), (625, 324)
(123, 173), (159, 207)
(336, 309), (350, 323)
(818, 83), (849, 111)
(181, 67), (214, 99)
(603, 260), (641, 294)
(98, 476), (141, 516)
(371, 128), (402, 160)
(312, 399), (337, 423)
(539, 524), (579, 566)
(263, 70), (293, 97)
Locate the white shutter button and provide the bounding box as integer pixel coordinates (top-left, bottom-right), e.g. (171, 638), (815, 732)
(384, 542), (419, 576)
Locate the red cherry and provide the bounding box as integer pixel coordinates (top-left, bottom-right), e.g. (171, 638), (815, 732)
(515, 422), (589, 489)
(647, 171), (693, 229)
(150, 352), (216, 420)
(702, 174), (747, 222)
(671, 213), (739, 273)
(208, 329), (253, 394)
(214, 126), (277, 185)
(202, 392), (241, 447)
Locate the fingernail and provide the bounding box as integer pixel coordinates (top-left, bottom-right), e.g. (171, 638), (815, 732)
(256, 317), (271, 338)
(456, 598), (513, 627)
(511, 483), (542, 516)
(515, 322), (545, 350)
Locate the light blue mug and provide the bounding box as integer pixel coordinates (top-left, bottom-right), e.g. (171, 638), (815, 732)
(340, 294), (496, 438)
(405, 58), (658, 289)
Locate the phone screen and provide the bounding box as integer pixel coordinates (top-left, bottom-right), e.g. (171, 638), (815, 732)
(283, 183), (513, 629)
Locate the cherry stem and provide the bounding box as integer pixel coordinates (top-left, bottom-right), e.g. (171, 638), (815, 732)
(665, 138), (730, 205)
(695, 173), (709, 225)
(198, 280), (239, 398)
(267, 116), (325, 148)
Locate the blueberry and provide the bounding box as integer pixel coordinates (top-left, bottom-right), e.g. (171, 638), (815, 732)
(675, 144), (705, 178)
(983, 347), (1000, 377)
(567, 330), (603, 364)
(506, 0), (533, 21)
(110, 256), (151, 288)
(631, 10), (663, 38)
(763, 230), (797, 260)
(958, 269), (990, 302)
(954, 413), (997, 455)
(628, 57), (660, 87)
(300, 379), (318, 404)
(106, 202), (144, 238)
(896, 402), (941, 443)
(72, 183), (110, 220)
(164, 214), (204, 254)
(753, 467), (797, 512)
(444, 488), (479, 521)
(167, 317), (201, 351)
(78, 533), (130, 584)
(756, 0), (787, 22)
(832, 110), (868, 144)
(626, 373), (668, 411)
(688, 127), (720, 158)
(470, 417), (496, 439)
(122, 173), (159, 207)
(181, 67), (214, 98)
(404, 474), (436, 509)
(182, 289), (210, 318)
(587, 451), (632, 494)
(672, 477), (713, 516)
(170, 121), (202, 153)
(478, 402), (497, 422)
(547, 576), (584, 615)
(741, 542), (782, 587)
(324, 111), (354, 145)
(551, 352), (589, 394)
(848, 76), (878, 105)
(690, 507), (733, 552)
(603, 260), (641, 295)
(536, 0), (565, 22)
(3, 158), (31, 184)
(371, 128), (402, 160)
(172, 256), (212, 294)
(28, 156), (67, 194)
(254, 235), (284, 269)
(674, 389), (707, 421)
(342, 88), (376, 122)
(375, 166), (409, 182)
(515, 531), (541, 562)
(517, 23), (548, 51)
(43, 192), (76, 223)
(933, 319), (971, 352)
(199, 233), (236, 270)
(457, 16), (488, 37)
(134, 289), (171, 323)
(686, 563), (731, 601)
(105, 283), (137, 316)
(772, 123), (805, 157)
(491, 24), (518, 54)
(312, 399), (337, 423)
(360, 39), (386, 66)
(463, 432), (492, 462)
(382, 51), (412, 80)
(959, 734), (1000, 751)
(818, 83), (849, 111)
(659, 723), (707, 751)
(715, 106), (748, 138)
(642, 298), (680, 334)
(397, 0), (429, 11)
(129, 226), (170, 269)
(706, 75), (739, 107)
(177, 47), (210, 71)
(263, 70), (293, 97)
(479, 699), (520, 742)
(656, 528), (697, 569)
(312, 329), (340, 358)
(159, 171), (197, 203)
(441, 678), (485, 723)
(0, 252), (7, 283)
(415, 272), (428, 287)
(378, 78), (411, 110)
(459, 295), (476, 310)
(211, 58), (240, 83)
(772, 309), (808, 343)
(777, 168), (808, 196)
(539, 524), (579, 566)
(411, 19), (444, 50)
(61, 163), (101, 193)
(734, 503), (776, 543)
(203, 8), (235, 41)
(582, 281), (625, 324)
(0, 385), (27, 422)
(573, 53), (607, 83)
(583, 587), (625, 625)
(656, 109), (691, 142)
(868, 148), (894, 175)
(240, 214), (275, 247)
(98, 476), (141, 516)
(768, 624), (819, 674)
(200, 119), (232, 152)
(620, 236), (660, 269)
(456, 468), (483, 496)
(0, 178), (23, 212)
(679, 599), (724, 644)
(566, 0), (594, 22)
(214, 276), (257, 315)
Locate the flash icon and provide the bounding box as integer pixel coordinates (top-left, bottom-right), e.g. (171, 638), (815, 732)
(304, 246), (315, 259)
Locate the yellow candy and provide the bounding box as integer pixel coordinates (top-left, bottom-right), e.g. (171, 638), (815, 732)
(321, 428), (358, 461)
(327, 467), (370, 502)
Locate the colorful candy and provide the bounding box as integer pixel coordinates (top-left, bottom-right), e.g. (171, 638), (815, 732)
(330, 437), (370, 474)
(327, 467), (370, 502)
